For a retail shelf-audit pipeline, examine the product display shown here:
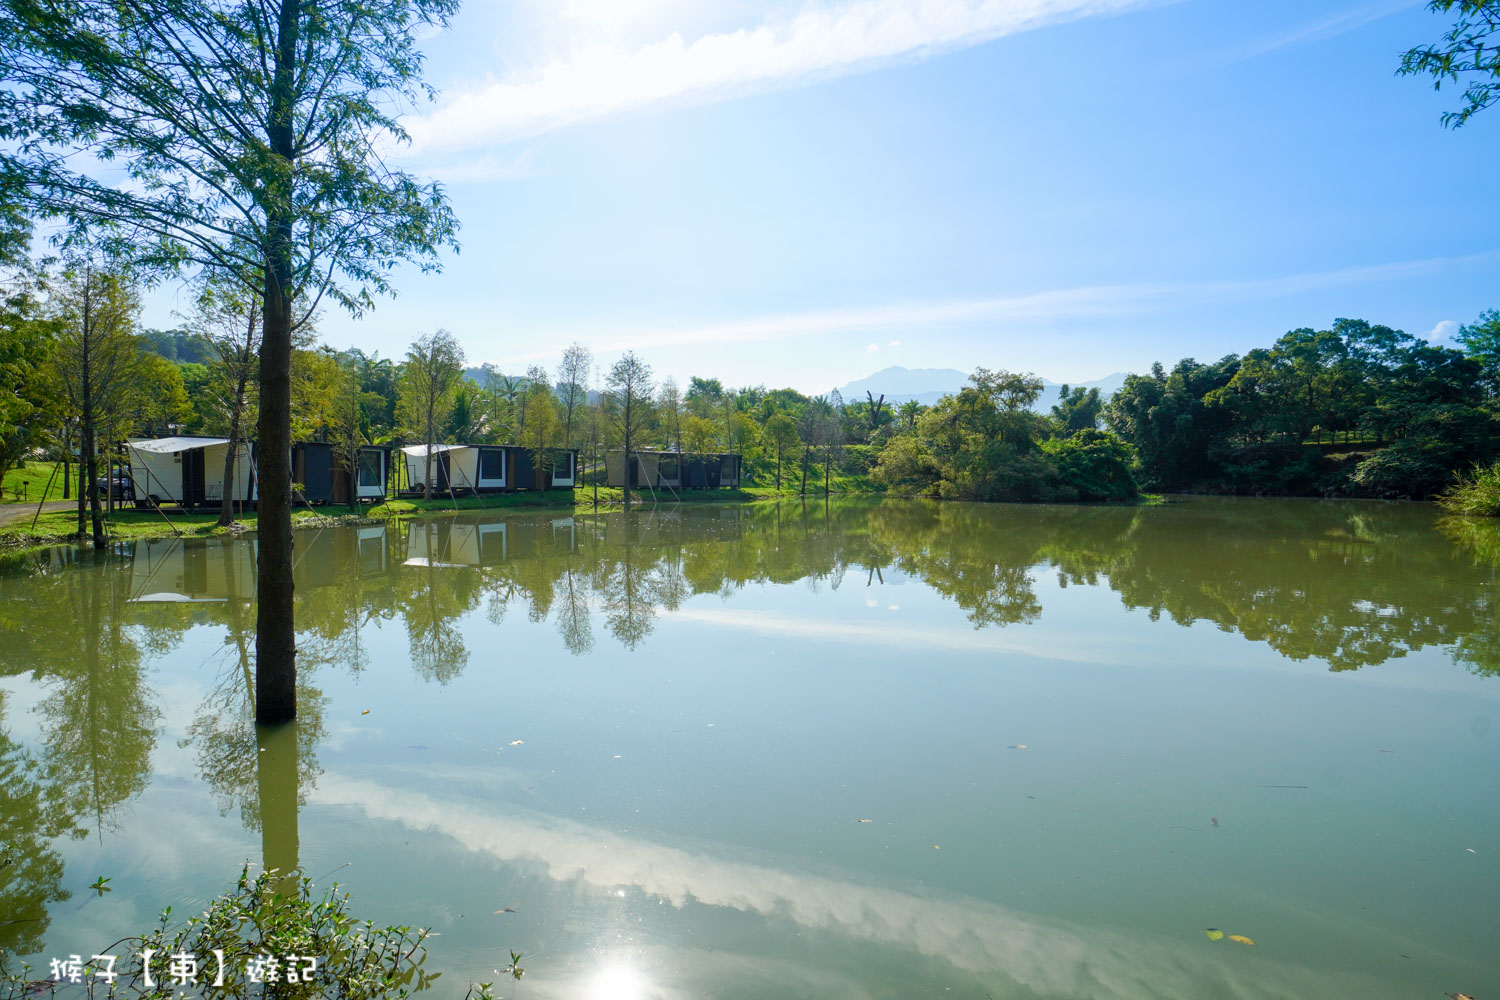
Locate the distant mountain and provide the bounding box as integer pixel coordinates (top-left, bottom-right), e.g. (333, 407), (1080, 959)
(836, 366), (1128, 412)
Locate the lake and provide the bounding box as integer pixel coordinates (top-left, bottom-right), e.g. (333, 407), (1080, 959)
(0, 496), (1496, 1000)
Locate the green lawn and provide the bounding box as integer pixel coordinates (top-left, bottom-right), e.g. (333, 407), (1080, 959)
(1, 460), (71, 502)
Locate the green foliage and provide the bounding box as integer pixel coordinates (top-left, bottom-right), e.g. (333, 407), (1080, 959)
(1399, 0), (1500, 128)
(1, 866), (518, 1000)
(1041, 429), (1138, 501)
(1437, 461), (1500, 515)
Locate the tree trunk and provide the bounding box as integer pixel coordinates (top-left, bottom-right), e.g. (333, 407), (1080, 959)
(800, 445), (809, 495)
(775, 446), (781, 490)
(218, 429), (240, 526)
(620, 396), (632, 508)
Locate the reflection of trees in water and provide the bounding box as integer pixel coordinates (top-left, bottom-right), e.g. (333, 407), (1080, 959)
(0, 716), (70, 958)
(0, 550), (162, 959)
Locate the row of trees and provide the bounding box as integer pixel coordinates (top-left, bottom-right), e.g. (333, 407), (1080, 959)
(1104, 314), (1500, 497)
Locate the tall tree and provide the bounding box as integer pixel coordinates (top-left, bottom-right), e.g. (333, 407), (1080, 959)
(557, 342), (592, 450)
(0, 0), (460, 725)
(50, 259), (141, 547)
(398, 331), (465, 501)
(189, 285), (262, 526)
(606, 352), (653, 508)
(1400, 0), (1500, 127)
(762, 412), (799, 490)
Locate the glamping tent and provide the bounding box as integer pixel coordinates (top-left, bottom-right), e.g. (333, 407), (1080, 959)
(126, 436), (256, 508)
(401, 443), (578, 494)
(606, 450), (741, 490)
(331, 445), (392, 504)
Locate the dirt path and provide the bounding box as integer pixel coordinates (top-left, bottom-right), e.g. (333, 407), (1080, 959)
(0, 501), (76, 527)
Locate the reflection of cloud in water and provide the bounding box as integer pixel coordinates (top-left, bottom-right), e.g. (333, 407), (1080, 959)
(316, 776), (1378, 1000)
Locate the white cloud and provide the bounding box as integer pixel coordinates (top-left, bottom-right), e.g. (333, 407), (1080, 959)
(314, 774), (1393, 1000)
(866, 342), (880, 352)
(1425, 319), (1459, 343)
(889, 339), (902, 347)
(409, 0), (1161, 154)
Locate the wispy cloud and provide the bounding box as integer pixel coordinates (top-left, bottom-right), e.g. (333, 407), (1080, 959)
(408, 0), (1161, 154)
(489, 250), (1498, 365)
(1201, 0), (1417, 68)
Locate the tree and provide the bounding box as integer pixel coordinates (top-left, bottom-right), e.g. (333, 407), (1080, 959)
(398, 331), (465, 501)
(658, 377), (684, 452)
(1050, 384), (1103, 432)
(50, 259), (142, 548)
(189, 285), (261, 526)
(606, 352), (653, 507)
(681, 415), (716, 455)
(1400, 0), (1500, 127)
(762, 412), (799, 490)
(0, 0), (460, 725)
(897, 399), (924, 432)
(0, 273), (58, 478)
(1458, 308), (1500, 392)
(558, 342), (592, 450)
(523, 383), (559, 491)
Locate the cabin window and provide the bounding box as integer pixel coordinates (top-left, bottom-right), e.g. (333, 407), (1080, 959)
(480, 449), (505, 480)
(358, 450), (383, 488)
(552, 453), (572, 478)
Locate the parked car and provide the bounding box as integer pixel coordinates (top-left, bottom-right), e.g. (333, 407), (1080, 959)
(91, 474), (135, 501)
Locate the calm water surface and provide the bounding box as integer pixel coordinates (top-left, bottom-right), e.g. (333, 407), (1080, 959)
(1, 497), (1496, 999)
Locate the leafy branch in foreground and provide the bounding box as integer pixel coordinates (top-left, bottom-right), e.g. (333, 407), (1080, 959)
(1, 866), (520, 1000)
(1399, 0), (1500, 127)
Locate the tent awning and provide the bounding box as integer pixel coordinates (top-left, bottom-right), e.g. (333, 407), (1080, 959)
(128, 437), (232, 454)
(401, 443), (468, 456)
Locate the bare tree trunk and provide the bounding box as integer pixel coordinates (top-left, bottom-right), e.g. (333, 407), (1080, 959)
(255, 0), (301, 726)
(219, 333), (251, 526)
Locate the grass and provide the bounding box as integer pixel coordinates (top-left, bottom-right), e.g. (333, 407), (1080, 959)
(1436, 462), (1500, 516)
(1, 460), (71, 502)
(0, 481), (884, 554)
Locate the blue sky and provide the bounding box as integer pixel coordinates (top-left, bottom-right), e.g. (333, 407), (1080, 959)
(144, 0), (1500, 394)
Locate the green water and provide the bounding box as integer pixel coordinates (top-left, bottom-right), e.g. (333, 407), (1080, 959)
(0, 497), (1496, 999)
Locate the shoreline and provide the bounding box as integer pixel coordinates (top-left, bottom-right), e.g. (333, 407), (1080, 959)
(0, 485), (853, 557)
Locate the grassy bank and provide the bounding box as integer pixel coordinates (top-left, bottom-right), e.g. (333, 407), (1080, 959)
(1, 460), (69, 502)
(0, 482), (883, 554)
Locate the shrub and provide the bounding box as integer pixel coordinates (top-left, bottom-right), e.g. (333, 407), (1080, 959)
(1437, 461), (1500, 516)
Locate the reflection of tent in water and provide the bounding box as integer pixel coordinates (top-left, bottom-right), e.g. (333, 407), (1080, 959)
(402, 515), (583, 567)
(404, 518), (508, 567)
(124, 537), (255, 603)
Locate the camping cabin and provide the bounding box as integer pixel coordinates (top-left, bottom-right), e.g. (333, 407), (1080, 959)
(126, 436), (256, 509)
(291, 441), (333, 503)
(331, 445), (392, 504)
(606, 450), (741, 490)
(401, 443), (579, 494)
(401, 443), (472, 494)
(403, 515), (508, 566)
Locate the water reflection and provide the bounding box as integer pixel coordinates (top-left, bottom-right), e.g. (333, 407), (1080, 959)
(0, 497), (1496, 994)
(3, 499), (1497, 687)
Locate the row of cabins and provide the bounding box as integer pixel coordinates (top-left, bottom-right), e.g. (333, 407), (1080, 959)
(124, 438), (743, 509)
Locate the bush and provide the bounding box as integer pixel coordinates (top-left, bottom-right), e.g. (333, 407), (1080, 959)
(1350, 442), (1452, 499)
(1042, 430), (1138, 501)
(1437, 462), (1500, 516)
(1, 867), (520, 1000)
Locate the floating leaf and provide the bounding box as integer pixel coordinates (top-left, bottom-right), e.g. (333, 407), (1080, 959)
(1445, 993), (1475, 1000)
(1226, 935), (1255, 946)
(856, 819), (872, 823)
(508, 740), (524, 746)
(1204, 928), (1223, 941)
(361, 709), (371, 715)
